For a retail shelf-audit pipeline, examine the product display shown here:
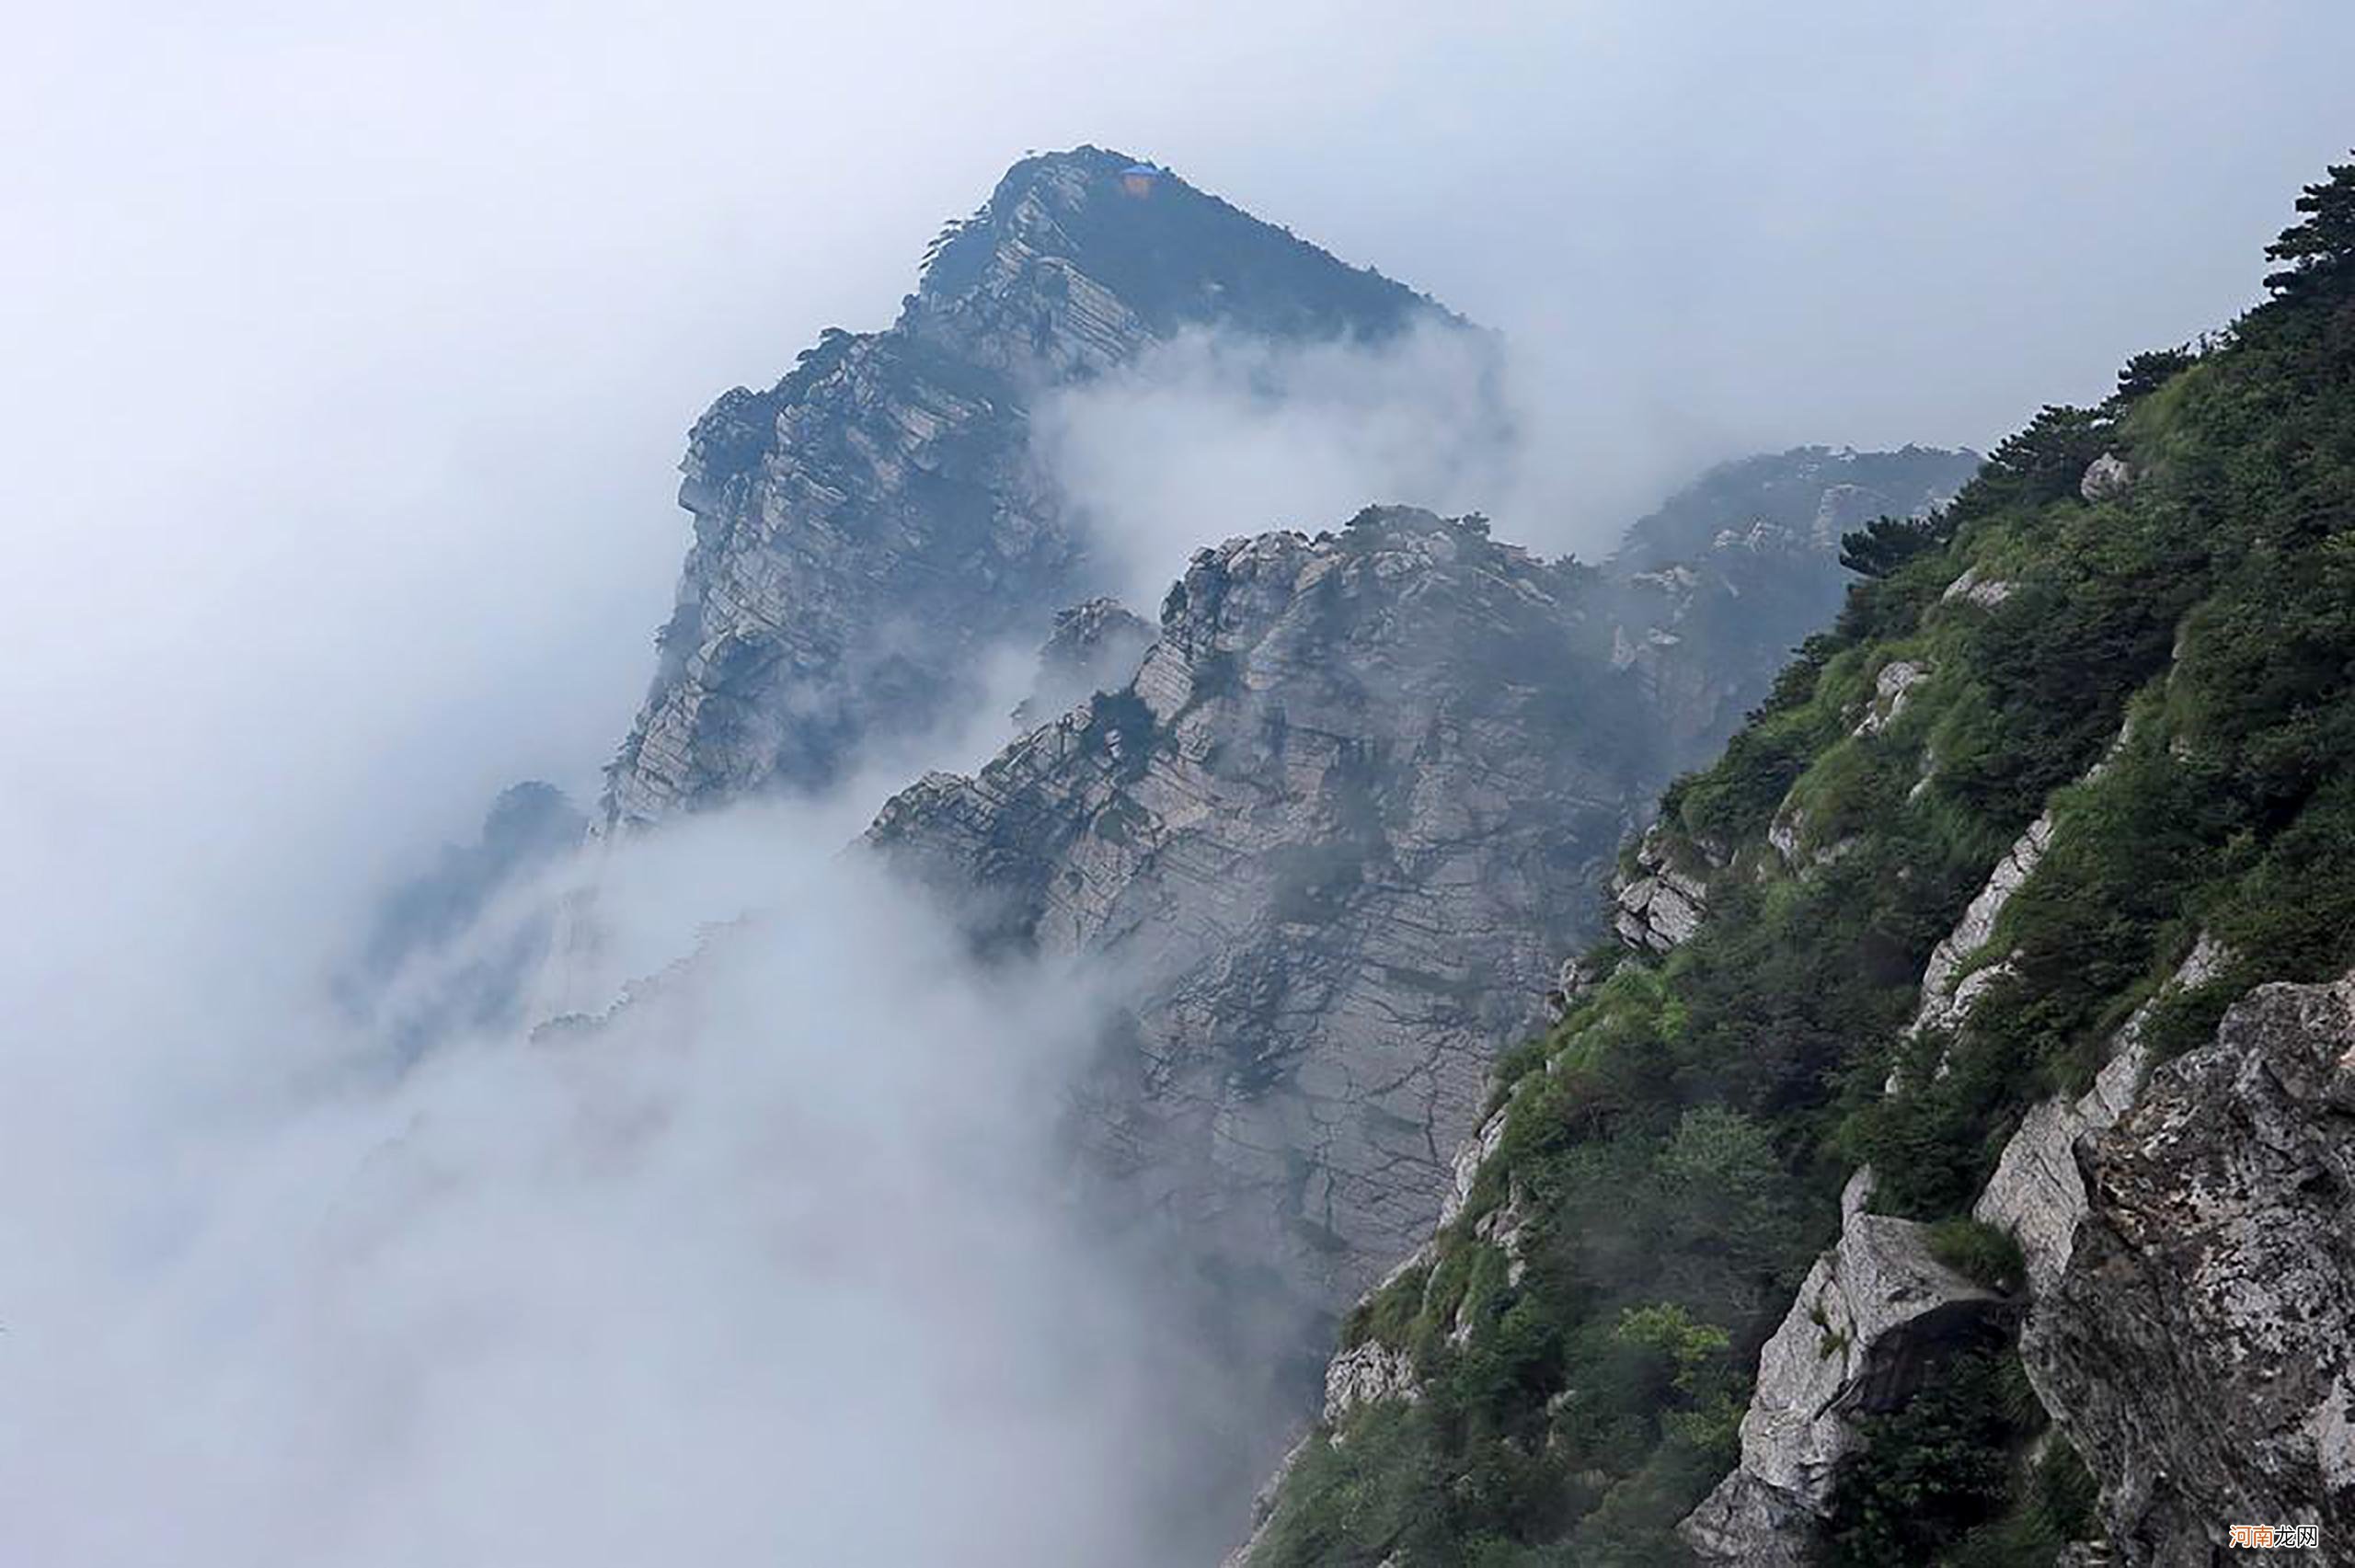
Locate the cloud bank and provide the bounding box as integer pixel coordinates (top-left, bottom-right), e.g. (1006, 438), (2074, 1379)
(1, 799), (1255, 1566)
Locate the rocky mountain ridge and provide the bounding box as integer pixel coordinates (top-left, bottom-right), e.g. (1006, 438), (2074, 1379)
(603, 146), (1462, 821)
(864, 444), (1970, 1350)
(871, 508), (1644, 1321)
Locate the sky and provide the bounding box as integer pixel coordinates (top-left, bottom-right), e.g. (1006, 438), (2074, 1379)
(2, 4), (2351, 1562)
(6, 2), (2349, 839)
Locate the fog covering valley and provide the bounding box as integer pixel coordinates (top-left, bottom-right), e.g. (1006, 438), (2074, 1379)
(8, 806), (1191, 1563)
(6, 6), (2355, 1566)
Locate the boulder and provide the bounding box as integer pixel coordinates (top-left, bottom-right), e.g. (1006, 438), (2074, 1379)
(1613, 829), (1708, 954)
(1679, 1172), (2011, 1563)
(1852, 658), (1930, 738)
(2080, 452), (2135, 502)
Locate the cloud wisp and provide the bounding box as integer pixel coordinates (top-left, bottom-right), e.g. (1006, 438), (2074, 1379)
(1038, 319), (1522, 607)
(1, 791), (1266, 1567)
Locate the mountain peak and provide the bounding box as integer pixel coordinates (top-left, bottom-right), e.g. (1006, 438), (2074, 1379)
(609, 150), (1475, 819)
(909, 145), (1445, 348)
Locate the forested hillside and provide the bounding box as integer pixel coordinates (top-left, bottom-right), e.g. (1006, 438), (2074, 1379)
(1237, 156), (2355, 1568)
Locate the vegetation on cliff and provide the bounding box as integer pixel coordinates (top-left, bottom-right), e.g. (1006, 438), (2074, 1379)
(1245, 155), (2355, 1567)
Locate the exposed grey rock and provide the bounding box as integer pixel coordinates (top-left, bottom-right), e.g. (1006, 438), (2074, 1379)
(2025, 970), (2355, 1564)
(1852, 658), (1929, 738)
(1895, 717), (2138, 1089)
(1975, 934), (2232, 1299)
(605, 147), (1458, 820)
(1976, 1033), (2152, 1300)
(1470, 1174), (1535, 1291)
(1544, 950), (1602, 1021)
(1679, 1170), (2011, 1564)
(869, 508), (1655, 1315)
(1439, 1104), (1511, 1229)
(1613, 827), (1707, 954)
(1611, 446), (1981, 570)
(1677, 1478), (1823, 1568)
(1323, 1339), (1419, 1425)
(1941, 564), (2016, 608)
(1219, 1435), (1310, 1568)
(1010, 596), (1155, 729)
(1766, 799), (1859, 875)
(2080, 452), (2136, 502)
(2173, 927), (2237, 991)
(1908, 809), (2053, 1039)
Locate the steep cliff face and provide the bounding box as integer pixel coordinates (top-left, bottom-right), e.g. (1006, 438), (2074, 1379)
(869, 509), (1652, 1314)
(1234, 161), (2355, 1567)
(866, 439), (1966, 1328)
(604, 147), (1455, 820)
(2029, 972), (2355, 1563)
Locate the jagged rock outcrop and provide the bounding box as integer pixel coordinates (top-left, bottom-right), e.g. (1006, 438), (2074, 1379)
(1975, 1035), (2152, 1301)
(1438, 1104), (1511, 1229)
(868, 508), (1653, 1312)
(2080, 452), (2136, 501)
(1852, 657), (1929, 738)
(1679, 1172), (2013, 1565)
(606, 147), (1457, 819)
(1907, 808), (2054, 1038)
(1010, 596), (1155, 728)
(1898, 714), (2136, 1078)
(2026, 971), (2355, 1563)
(1542, 950), (1602, 1021)
(1976, 934), (2233, 1299)
(1609, 446), (1981, 571)
(1611, 826), (1708, 953)
(1941, 563), (2016, 607)
(1322, 1340), (1420, 1425)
